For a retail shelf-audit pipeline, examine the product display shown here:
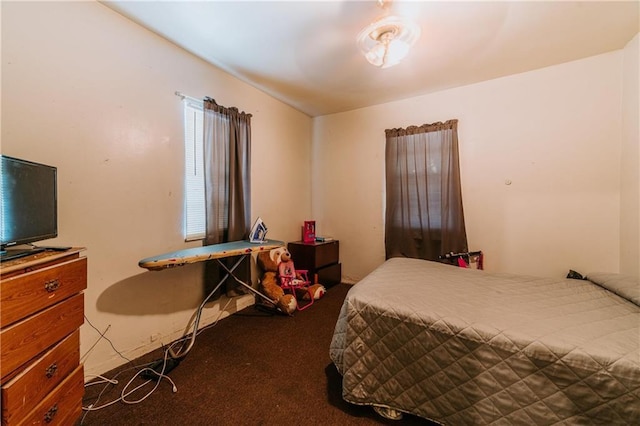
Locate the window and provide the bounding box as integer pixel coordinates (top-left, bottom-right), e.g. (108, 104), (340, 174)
(387, 137), (443, 234)
(184, 96), (251, 297)
(182, 97), (233, 242)
(384, 120), (467, 260)
(183, 98), (205, 240)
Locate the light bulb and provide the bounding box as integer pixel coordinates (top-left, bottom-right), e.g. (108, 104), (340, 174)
(356, 15), (421, 69)
(382, 39), (410, 68)
(365, 42), (388, 67)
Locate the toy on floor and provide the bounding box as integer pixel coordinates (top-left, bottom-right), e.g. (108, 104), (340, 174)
(257, 247), (297, 315)
(256, 247), (325, 314)
(277, 249), (325, 308)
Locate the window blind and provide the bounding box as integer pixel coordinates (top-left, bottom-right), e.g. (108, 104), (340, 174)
(183, 98), (205, 240)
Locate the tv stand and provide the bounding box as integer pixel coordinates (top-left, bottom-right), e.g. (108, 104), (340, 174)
(36, 245), (72, 252)
(0, 247), (46, 262)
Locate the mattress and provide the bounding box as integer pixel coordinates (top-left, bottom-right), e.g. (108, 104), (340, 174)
(330, 258), (640, 424)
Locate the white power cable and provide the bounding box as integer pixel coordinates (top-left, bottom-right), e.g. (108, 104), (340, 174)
(80, 296), (234, 422)
(82, 348), (177, 411)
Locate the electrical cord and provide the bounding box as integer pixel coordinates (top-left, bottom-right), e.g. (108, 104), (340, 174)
(80, 296), (234, 424)
(83, 349), (177, 411)
(122, 350), (178, 404)
(167, 296), (234, 358)
(84, 375), (119, 387)
(80, 319), (173, 424)
(80, 323), (111, 364)
(82, 315), (133, 365)
(80, 353), (177, 424)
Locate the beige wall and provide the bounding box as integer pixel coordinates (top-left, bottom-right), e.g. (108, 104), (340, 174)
(312, 51), (626, 281)
(1, 1), (312, 377)
(620, 34), (640, 277)
(2, 0), (637, 381)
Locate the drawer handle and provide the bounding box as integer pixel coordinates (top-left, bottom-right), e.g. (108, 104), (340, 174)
(44, 279), (60, 292)
(44, 404), (58, 423)
(45, 363), (58, 378)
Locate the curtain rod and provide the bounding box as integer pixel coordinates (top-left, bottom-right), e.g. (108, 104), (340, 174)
(175, 91), (202, 103)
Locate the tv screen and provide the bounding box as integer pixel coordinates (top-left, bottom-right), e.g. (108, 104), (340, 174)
(1, 155), (58, 256)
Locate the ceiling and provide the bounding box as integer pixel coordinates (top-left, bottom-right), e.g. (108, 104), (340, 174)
(103, 1), (639, 117)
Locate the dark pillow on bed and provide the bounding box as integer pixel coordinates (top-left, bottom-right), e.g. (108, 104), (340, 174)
(586, 272), (640, 306)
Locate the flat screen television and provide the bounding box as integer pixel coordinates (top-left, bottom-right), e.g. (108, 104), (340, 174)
(1, 155), (58, 262)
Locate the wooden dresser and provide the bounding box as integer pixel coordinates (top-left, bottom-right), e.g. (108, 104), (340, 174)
(288, 240), (341, 287)
(1, 248), (86, 426)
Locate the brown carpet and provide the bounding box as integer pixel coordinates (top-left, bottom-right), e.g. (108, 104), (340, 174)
(79, 284), (434, 425)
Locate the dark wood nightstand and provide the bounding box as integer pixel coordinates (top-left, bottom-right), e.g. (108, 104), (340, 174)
(288, 240), (341, 288)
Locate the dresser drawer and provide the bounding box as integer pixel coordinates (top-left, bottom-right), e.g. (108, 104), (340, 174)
(0, 293), (84, 380)
(15, 365), (84, 426)
(1, 331), (80, 424)
(317, 262), (342, 287)
(1, 257), (87, 328)
(315, 241), (339, 269)
(288, 241), (339, 270)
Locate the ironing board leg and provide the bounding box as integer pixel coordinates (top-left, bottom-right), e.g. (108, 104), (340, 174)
(216, 257), (277, 304)
(169, 254), (276, 359)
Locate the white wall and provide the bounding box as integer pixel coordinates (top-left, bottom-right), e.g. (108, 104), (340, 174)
(620, 34), (640, 278)
(1, 1), (312, 377)
(312, 52), (626, 281)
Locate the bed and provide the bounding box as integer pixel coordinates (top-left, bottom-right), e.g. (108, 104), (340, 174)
(330, 257), (640, 424)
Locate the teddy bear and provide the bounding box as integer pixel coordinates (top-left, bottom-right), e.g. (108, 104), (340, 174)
(256, 247), (325, 314)
(256, 247), (297, 315)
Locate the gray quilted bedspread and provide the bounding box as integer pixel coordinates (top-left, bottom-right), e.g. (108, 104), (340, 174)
(329, 258), (640, 424)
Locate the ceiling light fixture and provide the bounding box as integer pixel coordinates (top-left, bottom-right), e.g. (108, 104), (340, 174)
(356, 14), (420, 69)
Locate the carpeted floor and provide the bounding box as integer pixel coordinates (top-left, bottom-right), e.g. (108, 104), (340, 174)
(79, 284), (434, 425)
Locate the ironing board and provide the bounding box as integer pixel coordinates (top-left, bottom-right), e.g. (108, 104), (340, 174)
(139, 239), (284, 359)
(139, 239), (282, 270)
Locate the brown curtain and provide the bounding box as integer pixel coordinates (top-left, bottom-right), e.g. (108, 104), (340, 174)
(203, 98), (251, 297)
(385, 119), (467, 261)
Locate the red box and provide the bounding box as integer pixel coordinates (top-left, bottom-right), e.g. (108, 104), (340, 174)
(302, 221), (316, 243)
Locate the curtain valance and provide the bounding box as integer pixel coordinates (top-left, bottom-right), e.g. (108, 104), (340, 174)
(204, 97), (252, 121)
(385, 119), (457, 138)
